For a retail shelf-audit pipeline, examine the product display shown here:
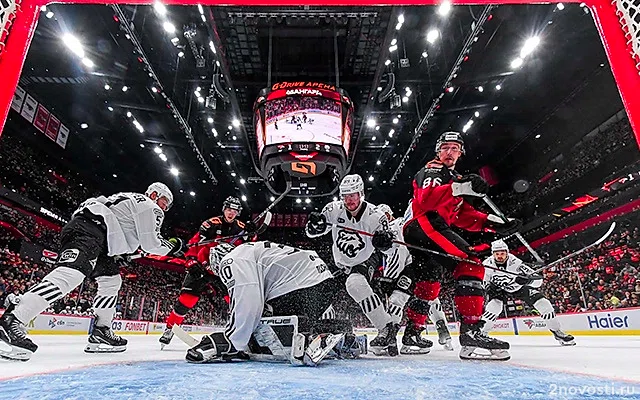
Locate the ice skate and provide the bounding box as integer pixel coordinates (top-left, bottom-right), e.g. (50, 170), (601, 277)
(459, 321), (510, 361)
(369, 322), (400, 356)
(85, 324), (127, 353)
(552, 330), (576, 346)
(435, 320), (454, 351)
(0, 312), (38, 361)
(400, 323), (433, 355)
(159, 327), (174, 349)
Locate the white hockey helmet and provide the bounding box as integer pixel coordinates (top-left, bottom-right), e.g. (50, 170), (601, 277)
(376, 204), (393, 218)
(339, 174), (365, 198)
(491, 239), (509, 253)
(145, 182), (174, 211)
(209, 243), (236, 274)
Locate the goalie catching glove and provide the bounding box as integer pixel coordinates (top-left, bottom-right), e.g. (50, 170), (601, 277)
(307, 212), (328, 235)
(372, 230), (394, 251)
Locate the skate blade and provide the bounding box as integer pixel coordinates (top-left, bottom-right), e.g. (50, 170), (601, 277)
(441, 339), (454, 351)
(160, 343), (166, 350)
(303, 333), (345, 366)
(400, 345), (431, 355)
(459, 346), (510, 361)
(0, 347), (33, 361)
(84, 343), (127, 353)
(558, 340), (576, 346)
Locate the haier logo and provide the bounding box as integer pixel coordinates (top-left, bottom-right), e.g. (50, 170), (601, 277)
(587, 313), (629, 329)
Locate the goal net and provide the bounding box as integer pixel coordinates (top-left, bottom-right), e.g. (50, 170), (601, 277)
(0, 0), (18, 55)
(615, 0), (640, 72)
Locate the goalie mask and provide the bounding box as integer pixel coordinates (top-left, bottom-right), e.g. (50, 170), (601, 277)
(145, 182), (174, 211)
(209, 243), (236, 274)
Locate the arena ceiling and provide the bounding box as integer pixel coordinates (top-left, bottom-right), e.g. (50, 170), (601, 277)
(5, 2), (628, 228)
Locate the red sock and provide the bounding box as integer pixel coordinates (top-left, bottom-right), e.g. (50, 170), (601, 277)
(406, 307), (428, 327)
(165, 293), (199, 328)
(454, 295), (484, 324)
(165, 311), (184, 328)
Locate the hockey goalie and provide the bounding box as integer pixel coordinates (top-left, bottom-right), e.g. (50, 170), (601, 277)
(185, 241), (365, 366)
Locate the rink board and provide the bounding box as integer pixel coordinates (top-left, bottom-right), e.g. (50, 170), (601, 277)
(2, 307), (638, 336)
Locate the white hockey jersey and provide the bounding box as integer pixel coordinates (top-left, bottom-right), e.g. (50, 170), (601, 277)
(73, 192), (174, 257)
(215, 241), (333, 301)
(305, 200), (391, 270)
(382, 218), (412, 279)
(483, 253), (542, 293)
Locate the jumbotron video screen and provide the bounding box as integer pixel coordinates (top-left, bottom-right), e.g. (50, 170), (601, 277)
(255, 83), (353, 158)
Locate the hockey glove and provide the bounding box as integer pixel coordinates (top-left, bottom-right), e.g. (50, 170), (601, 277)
(168, 237), (186, 257)
(485, 215), (522, 236)
(185, 257), (206, 277)
(452, 174), (489, 197)
(307, 212), (328, 235)
(515, 275), (532, 286)
(372, 230), (394, 251)
(244, 221), (258, 235)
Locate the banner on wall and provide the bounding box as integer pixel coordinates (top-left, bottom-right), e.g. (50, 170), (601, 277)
(56, 124), (70, 149)
(20, 94), (38, 123)
(45, 115), (61, 141)
(11, 86), (26, 112)
(33, 105), (50, 133)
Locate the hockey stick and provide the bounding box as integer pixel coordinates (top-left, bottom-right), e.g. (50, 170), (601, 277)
(189, 179), (293, 248)
(531, 221), (616, 274)
(482, 196), (545, 264)
(171, 324), (200, 348)
(332, 224), (538, 279)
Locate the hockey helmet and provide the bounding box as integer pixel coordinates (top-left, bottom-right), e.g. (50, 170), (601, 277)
(145, 182), (174, 211)
(491, 239), (509, 253)
(209, 243), (236, 273)
(435, 131), (465, 155)
(339, 174), (365, 198)
(376, 204), (393, 219)
(222, 196), (243, 213)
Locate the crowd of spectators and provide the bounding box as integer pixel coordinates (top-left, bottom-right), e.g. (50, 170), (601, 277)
(0, 203), (59, 249)
(0, 132), (95, 217)
(493, 117), (635, 219)
(0, 246), (226, 326)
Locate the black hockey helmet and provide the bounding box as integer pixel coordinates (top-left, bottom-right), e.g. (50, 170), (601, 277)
(222, 196), (242, 213)
(435, 131), (465, 155)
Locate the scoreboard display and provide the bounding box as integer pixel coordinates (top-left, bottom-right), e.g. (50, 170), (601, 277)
(254, 82), (354, 197)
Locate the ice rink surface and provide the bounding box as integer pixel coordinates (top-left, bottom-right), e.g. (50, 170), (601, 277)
(265, 112), (342, 146)
(1, 335), (640, 400)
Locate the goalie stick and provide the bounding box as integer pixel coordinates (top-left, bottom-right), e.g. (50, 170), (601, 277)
(333, 224), (540, 280)
(171, 324), (200, 347)
(482, 196), (545, 264)
(531, 221), (616, 274)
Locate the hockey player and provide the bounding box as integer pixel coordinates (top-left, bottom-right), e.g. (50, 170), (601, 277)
(482, 240), (575, 346)
(305, 174), (399, 356)
(0, 183), (185, 360)
(160, 196), (256, 347)
(375, 204), (453, 353)
(403, 131), (521, 361)
(186, 241), (360, 364)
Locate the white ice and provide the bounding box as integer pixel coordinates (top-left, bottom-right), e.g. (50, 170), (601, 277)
(1, 334), (639, 399)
